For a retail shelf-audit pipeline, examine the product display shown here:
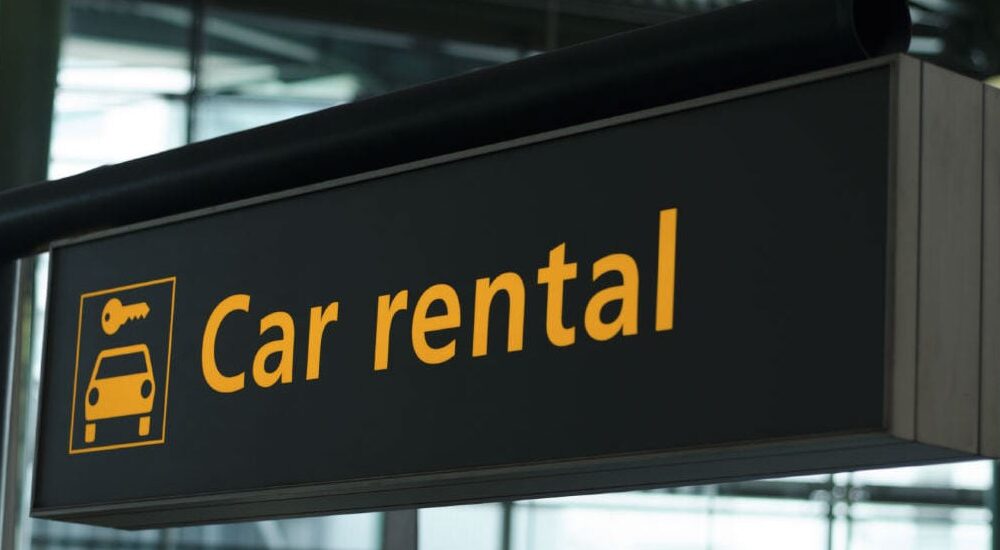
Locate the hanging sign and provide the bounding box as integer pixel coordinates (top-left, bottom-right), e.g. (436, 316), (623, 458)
(32, 58), (995, 529)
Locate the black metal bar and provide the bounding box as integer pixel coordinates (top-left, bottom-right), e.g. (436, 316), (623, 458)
(0, 0), (910, 259)
(0, 260), (36, 549)
(991, 461), (999, 550)
(824, 476), (836, 550)
(0, 2), (61, 191)
(0, 261), (16, 539)
(185, 0), (206, 144)
(0, 0), (61, 540)
(381, 510), (418, 550)
(0, 265), (13, 416)
(500, 501), (514, 550)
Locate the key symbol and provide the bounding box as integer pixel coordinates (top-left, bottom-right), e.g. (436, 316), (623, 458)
(102, 298), (150, 335)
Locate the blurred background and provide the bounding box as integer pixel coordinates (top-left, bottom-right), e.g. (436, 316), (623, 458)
(2, 0), (1000, 548)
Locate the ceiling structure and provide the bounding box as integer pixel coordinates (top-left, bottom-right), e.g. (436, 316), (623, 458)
(202, 0), (1000, 77)
(66, 0), (1000, 103)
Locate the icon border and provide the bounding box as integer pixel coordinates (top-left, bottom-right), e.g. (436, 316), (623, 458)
(68, 277), (176, 455)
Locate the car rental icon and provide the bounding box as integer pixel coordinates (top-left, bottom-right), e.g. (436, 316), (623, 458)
(84, 343), (156, 443)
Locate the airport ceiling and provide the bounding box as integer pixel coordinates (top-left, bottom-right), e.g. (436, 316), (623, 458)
(202, 0), (1000, 77)
(72, 0), (1000, 88)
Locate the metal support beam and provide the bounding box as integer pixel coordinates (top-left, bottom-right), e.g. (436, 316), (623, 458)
(185, 0), (205, 143)
(0, 0), (63, 405)
(992, 461), (1000, 550)
(0, 0), (62, 189)
(0, 259), (36, 549)
(0, 262), (16, 530)
(500, 501), (514, 550)
(381, 509), (418, 550)
(0, 0), (63, 546)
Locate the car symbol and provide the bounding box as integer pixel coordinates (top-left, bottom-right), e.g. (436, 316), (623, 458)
(84, 344), (155, 443)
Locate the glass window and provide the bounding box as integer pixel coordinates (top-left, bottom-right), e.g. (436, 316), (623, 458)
(852, 461), (993, 491)
(847, 502), (991, 550)
(511, 493), (715, 550)
(51, 0), (192, 178)
(193, 94), (329, 141)
(50, 90), (186, 178)
(420, 504), (503, 550)
(192, 7), (516, 139)
(60, 0), (192, 94)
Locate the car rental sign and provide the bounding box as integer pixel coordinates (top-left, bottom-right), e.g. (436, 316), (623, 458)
(31, 57), (1000, 528)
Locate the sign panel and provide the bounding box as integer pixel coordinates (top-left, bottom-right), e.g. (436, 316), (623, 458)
(35, 60), (985, 528)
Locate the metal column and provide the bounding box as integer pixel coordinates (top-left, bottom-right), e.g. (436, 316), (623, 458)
(0, 0), (63, 546)
(382, 509), (418, 550)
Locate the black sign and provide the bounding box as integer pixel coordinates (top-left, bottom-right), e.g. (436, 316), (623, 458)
(34, 64), (949, 528)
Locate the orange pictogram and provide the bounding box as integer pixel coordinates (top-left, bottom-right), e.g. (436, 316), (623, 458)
(101, 298), (150, 335)
(69, 277), (175, 454)
(83, 344), (156, 443)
